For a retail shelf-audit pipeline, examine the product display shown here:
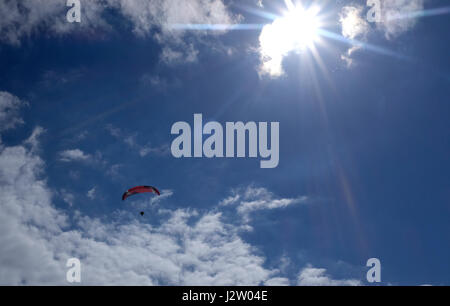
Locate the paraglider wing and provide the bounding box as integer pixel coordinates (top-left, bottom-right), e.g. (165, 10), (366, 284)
(122, 186), (161, 201)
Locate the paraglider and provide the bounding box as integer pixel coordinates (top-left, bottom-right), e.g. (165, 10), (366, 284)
(122, 186), (161, 201)
(122, 186), (160, 216)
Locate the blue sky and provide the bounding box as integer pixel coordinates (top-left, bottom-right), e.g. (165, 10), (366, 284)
(0, 0), (449, 285)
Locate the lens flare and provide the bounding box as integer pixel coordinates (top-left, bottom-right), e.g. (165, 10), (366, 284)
(259, 3), (322, 76)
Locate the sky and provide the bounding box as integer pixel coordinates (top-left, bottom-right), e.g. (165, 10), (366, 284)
(0, 0), (449, 285)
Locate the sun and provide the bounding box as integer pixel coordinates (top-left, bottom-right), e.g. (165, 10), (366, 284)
(259, 2), (323, 76)
(282, 4), (321, 49)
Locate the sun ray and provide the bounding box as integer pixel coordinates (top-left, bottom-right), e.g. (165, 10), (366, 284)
(388, 5), (450, 20)
(169, 24), (265, 31)
(317, 29), (411, 61)
(232, 3), (281, 21)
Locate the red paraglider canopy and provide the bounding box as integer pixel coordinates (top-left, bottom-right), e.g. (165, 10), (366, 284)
(122, 186), (161, 201)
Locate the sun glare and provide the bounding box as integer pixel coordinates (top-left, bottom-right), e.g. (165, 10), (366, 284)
(283, 5), (321, 49)
(259, 2), (323, 77)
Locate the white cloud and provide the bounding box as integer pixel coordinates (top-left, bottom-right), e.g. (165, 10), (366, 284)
(219, 194), (240, 207)
(0, 91), (27, 132)
(114, 0), (238, 63)
(257, 4), (323, 77)
(87, 187), (97, 200)
(111, 0), (236, 37)
(339, 1), (427, 67)
(0, 0), (237, 63)
(0, 134), (69, 285)
(24, 127), (46, 150)
(0, 128), (279, 285)
(58, 149), (91, 162)
(150, 189), (173, 205)
(340, 6), (370, 41)
(221, 186), (309, 223)
(339, 6), (370, 68)
(127, 189), (174, 211)
(264, 277), (290, 286)
(379, 0), (425, 39)
(297, 265), (361, 286)
(258, 18), (293, 77)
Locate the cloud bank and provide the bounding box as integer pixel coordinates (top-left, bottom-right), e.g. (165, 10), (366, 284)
(0, 0), (237, 63)
(0, 135), (275, 285)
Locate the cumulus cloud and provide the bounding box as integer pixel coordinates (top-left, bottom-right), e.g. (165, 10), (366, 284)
(0, 124), (277, 284)
(0, 0), (60, 45)
(115, 0), (238, 63)
(258, 21), (287, 78)
(257, 3), (323, 77)
(0, 141), (274, 284)
(297, 265), (361, 286)
(0, 136), (69, 285)
(339, 6), (370, 68)
(258, 8), (313, 78)
(58, 149), (91, 162)
(379, 0), (426, 39)
(340, 6), (370, 41)
(0, 0), (107, 46)
(112, 0), (236, 37)
(0, 91), (27, 132)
